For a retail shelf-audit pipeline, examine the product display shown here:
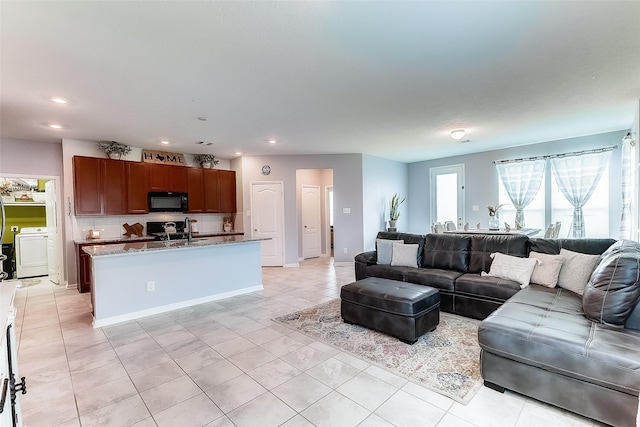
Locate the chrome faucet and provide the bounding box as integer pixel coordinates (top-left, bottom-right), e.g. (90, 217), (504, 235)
(185, 217), (192, 242)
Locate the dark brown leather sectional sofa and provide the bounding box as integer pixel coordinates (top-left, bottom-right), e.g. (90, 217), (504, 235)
(355, 231), (640, 426)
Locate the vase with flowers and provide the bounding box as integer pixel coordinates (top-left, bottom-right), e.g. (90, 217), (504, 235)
(487, 203), (503, 230)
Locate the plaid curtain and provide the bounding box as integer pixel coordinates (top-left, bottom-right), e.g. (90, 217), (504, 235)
(496, 159), (545, 227)
(620, 137), (635, 239)
(550, 151), (611, 238)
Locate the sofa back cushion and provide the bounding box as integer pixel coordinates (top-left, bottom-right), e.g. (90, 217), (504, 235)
(376, 231), (426, 261)
(583, 240), (640, 326)
(529, 238), (616, 255)
(422, 234), (471, 272)
(468, 234), (529, 274)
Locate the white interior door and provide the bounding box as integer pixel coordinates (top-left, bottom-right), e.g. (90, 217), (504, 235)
(45, 180), (60, 284)
(429, 164), (465, 229)
(302, 185), (321, 259)
(251, 182), (284, 266)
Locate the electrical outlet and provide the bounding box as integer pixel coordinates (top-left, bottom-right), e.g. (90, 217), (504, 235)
(146, 281), (155, 292)
(10, 226), (18, 232)
(343, 248), (348, 254)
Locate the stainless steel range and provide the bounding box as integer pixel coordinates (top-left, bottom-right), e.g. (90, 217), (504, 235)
(146, 221), (189, 241)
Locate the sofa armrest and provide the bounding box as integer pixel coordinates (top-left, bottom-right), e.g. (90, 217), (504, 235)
(354, 251), (377, 281)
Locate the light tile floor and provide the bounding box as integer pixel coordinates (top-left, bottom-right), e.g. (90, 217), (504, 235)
(13, 257), (604, 427)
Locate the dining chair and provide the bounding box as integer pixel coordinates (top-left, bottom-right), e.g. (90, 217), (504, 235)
(553, 221), (562, 238)
(444, 221), (456, 231)
(432, 222), (445, 234)
(544, 224), (555, 238)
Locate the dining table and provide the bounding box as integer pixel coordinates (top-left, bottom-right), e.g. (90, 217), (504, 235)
(443, 228), (541, 237)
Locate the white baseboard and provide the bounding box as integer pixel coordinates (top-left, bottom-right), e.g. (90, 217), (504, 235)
(92, 285), (264, 328)
(284, 263), (300, 268)
(298, 257), (304, 262)
(66, 282), (78, 290)
(333, 261), (355, 267)
(320, 253), (329, 258)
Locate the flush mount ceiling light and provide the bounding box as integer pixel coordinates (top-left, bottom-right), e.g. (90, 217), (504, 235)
(450, 129), (466, 140)
(51, 97), (68, 104)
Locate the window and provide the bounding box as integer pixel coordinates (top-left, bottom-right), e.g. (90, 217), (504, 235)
(498, 182), (545, 231)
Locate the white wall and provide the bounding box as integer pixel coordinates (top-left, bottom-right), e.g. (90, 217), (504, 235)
(407, 130), (626, 238)
(239, 154), (363, 266)
(362, 155), (408, 251)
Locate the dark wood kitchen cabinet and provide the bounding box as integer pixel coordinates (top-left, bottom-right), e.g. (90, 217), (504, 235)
(148, 164), (188, 192)
(187, 167), (205, 213)
(102, 159), (127, 215)
(203, 169), (221, 213)
(74, 156), (103, 215)
(218, 170), (237, 213)
(127, 161), (149, 213)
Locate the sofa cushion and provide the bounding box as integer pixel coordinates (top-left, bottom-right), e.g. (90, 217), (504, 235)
(529, 238), (616, 255)
(421, 234), (471, 272)
(365, 264), (414, 282)
(376, 239), (401, 265)
(455, 273), (522, 302)
(404, 268), (463, 292)
(468, 235), (529, 274)
(583, 249), (640, 326)
(528, 252), (564, 288)
(557, 249), (600, 296)
(479, 286), (640, 396)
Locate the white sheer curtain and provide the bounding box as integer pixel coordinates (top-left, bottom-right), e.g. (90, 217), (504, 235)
(550, 151), (611, 238)
(620, 135), (635, 239)
(496, 159), (545, 227)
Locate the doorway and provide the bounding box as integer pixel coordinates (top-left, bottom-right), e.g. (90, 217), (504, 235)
(296, 169), (333, 261)
(429, 164), (465, 228)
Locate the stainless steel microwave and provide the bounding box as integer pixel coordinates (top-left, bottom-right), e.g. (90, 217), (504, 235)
(148, 192), (188, 212)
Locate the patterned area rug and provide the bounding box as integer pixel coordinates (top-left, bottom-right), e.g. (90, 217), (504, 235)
(273, 299), (483, 404)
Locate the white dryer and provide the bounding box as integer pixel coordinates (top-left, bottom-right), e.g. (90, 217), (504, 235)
(15, 227), (48, 279)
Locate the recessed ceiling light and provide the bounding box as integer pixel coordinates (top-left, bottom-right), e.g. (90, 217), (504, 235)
(51, 97), (68, 104)
(235, 151), (242, 155)
(268, 139), (277, 144)
(450, 129), (466, 140)
(49, 124), (63, 129)
(160, 140), (170, 145)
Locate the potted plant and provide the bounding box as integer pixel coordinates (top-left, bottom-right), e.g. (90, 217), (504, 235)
(388, 193), (405, 230)
(194, 154), (219, 169)
(98, 141), (132, 160)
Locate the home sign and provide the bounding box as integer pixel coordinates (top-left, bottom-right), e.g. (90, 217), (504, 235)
(142, 149), (186, 166)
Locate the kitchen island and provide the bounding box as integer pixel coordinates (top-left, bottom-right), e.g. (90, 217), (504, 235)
(83, 235), (267, 327)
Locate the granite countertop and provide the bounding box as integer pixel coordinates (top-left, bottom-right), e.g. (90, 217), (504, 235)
(74, 231), (244, 245)
(82, 235), (265, 257)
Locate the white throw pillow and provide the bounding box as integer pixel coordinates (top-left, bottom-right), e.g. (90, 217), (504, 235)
(481, 252), (539, 288)
(376, 239), (401, 265)
(557, 249), (600, 296)
(528, 252), (565, 288)
(390, 242), (419, 268)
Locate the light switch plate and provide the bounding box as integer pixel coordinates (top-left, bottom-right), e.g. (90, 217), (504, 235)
(343, 208), (351, 214)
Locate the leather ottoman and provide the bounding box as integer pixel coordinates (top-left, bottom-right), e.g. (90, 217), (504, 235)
(340, 277), (440, 344)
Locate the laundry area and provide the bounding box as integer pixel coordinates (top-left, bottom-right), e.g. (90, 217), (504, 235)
(1, 177), (53, 281)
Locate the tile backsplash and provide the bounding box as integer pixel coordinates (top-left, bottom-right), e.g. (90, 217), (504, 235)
(72, 212), (243, 240)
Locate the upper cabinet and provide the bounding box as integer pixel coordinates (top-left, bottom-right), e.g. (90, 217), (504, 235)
(73, 156), (236, 216)
(126, 162), (149, 214)
(219, 170), (237, 213)
(148, 164), (188, 192)
(74, 156), (103, 215)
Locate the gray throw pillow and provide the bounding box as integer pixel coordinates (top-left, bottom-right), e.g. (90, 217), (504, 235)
(376, 239), (402, 265)
(390, 242), (419, 268)
(557, 249), (600, 296)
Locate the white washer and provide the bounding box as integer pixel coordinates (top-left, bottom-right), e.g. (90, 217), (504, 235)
(16, 227), (48, 279)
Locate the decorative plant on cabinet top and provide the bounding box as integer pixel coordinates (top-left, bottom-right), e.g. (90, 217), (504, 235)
(98, 141), (132, 160)
(194, 154), (219, 168)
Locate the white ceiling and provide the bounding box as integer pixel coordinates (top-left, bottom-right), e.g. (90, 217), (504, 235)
(1, 1), (639, 163)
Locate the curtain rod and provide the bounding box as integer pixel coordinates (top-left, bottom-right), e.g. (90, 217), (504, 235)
(493, 145), (618, 165)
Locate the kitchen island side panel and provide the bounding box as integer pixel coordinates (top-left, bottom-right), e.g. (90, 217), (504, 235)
(91, 241), (262, 326)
